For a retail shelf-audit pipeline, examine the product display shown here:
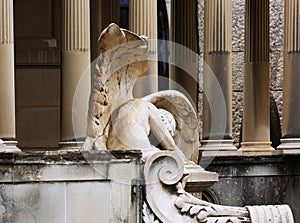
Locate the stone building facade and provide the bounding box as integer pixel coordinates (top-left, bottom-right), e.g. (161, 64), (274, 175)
(0, 0), (300, 222)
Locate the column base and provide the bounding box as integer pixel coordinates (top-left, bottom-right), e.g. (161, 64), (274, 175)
(59, 141), (84, 151)
(200, 140), (237, 151)
(1, 140), (21, 153)
(239, 142), (279, 156)
(277, 138), (300, 154)
(0, 139), (5, 152)
(199, 140), (240, 157)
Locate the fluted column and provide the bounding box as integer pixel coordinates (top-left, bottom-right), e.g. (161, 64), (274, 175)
(201, 0), (236, 151)
(129, 0), (158, 97)
(278, 0), (300, 152)
(170, 0), (198, 104)
(240, 0), (274, 153)
(90, 0), (119, 61)
(60, 0), (90, 149)
(0, 0), (20, 153)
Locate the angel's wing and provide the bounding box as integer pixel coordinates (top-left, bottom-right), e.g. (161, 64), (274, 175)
(141, 90), (199, 162)
(84, 23), (148, 150)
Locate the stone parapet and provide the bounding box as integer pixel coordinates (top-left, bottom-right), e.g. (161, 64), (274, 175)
(0, 150), (143, 223)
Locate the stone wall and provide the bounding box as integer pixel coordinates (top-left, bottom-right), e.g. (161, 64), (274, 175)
(206, 155), (300, 222)
(0, 151), (143, 223)
(197, 0), (285, 146)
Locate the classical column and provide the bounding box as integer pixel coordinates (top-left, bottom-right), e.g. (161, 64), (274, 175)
(200, 0), (236, 151)
(240, 0), (274, 153)
(0, 0), (20, 153)
(170, 0), (198, 104)
(278, 0), (300, 152)
(90, 0), (119, 61)
(129, 0), (158, 97)
(60, 0), (90, 149)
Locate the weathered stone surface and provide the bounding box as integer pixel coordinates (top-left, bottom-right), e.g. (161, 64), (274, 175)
(270, 0), (284, 51)
(143, 150), (294, 222)
(271, 90), (283, 124)
(198, 92), (204, 140)
(232, 0), (245, 52)
(66, 182), (111, 223)
(0, 182), (111, 223)
(232, 92), (243, 146)
(0, 151), (143, 223)
(270, 51), (284, 90)
(232, 52), (244, 92)
(198, 53), (204, 93)
(84, 23), (148, 150)
(206, 155), (300, 222)
(0, 183), (66, 223)
(198, 0), (204, 53)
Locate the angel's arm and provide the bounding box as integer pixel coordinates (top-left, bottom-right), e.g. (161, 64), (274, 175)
(148, 106), (177, 151)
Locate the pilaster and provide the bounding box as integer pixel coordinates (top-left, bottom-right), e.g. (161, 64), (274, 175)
(201, 0), (236, 152)
(278, 0), (300, 153)
(60, 0), (90, 149)
(0, 0), (20, 153)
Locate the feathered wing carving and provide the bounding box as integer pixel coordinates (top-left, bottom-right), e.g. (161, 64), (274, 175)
(83, 23), (148, 150)
(141, 90), (199, 162)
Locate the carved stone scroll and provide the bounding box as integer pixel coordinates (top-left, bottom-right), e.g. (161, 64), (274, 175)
(143, 151), (294, 223)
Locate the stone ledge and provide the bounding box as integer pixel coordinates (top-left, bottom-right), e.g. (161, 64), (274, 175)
(200, 152), (300, 165)
(0, 150), (142, 164)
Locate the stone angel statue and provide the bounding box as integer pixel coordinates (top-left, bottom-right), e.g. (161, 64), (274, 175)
(82, 24), (294, 223)
(82, 23), (198, 163)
